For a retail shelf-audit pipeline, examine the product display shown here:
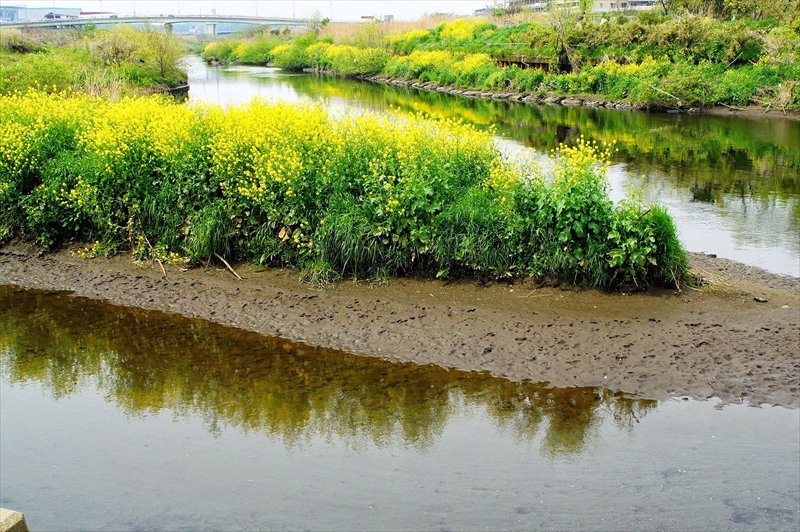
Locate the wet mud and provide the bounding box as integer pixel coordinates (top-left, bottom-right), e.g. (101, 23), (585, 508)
(1, 242), (798, 407)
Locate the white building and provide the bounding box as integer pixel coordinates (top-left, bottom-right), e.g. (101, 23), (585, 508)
(0, 6), (83, 22)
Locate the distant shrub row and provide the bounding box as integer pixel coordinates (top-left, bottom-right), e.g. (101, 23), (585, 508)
(202, 13), (800, 110)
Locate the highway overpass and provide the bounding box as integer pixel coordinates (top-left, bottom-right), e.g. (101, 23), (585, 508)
(0, 15), (308, 34)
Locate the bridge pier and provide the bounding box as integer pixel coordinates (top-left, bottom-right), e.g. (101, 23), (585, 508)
(205, 22), (218, 35)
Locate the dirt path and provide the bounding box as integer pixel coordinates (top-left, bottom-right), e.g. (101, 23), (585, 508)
(1, 242), (798, 407)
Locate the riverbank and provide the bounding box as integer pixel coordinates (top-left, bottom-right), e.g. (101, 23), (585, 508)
(203, 61), (800, 118)
(203, 11), (800, 114)
(1, 241), (797, 407)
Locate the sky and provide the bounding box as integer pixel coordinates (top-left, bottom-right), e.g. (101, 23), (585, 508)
(8, 1), (496, 21)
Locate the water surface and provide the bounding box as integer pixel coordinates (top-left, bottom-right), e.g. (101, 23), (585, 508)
(186, 57), (800, 277)
(1, 286), (798, 531)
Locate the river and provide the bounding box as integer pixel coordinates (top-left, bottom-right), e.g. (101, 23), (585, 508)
(1, 286), (798, 531)
(1, 58), (798, 531)
(185, 56), (800, 278)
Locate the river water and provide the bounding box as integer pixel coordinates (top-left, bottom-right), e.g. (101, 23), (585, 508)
(1, 59), (799, 531)
(1, 286), (798, 531)
(185, 56), (800, 278)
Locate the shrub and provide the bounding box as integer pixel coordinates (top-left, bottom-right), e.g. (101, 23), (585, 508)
(387, 29), (432, 55)
(235, 39), (279, 64)
(272, 44), (310, 70)
(325, 45), (388, 75)
(202, 41), (239, 62)
(307, 41), (333, 68)
(385, 50), (456, 79)
(440, 19), (494, 41)
(646, 205), (687, 287)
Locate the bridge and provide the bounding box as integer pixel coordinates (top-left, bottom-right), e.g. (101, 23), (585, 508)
(0, 15), (308, 35)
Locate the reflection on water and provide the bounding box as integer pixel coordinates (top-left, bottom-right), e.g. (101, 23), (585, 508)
(0, 286), (654, 456)
(187, 57), (800, 276)
(2, 285), (798, 531)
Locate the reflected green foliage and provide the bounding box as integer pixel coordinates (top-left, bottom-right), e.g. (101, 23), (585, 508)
(0, 286), (657, 455)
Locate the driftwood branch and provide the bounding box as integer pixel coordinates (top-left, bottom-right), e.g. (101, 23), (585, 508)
(155, 259), (167, 279)
(214, 253), (243, 281)
(649, 85), (681, 106)
(726, 51), (743, 68)
(143, 235), (166, 279)
(719, 102), (745, 111)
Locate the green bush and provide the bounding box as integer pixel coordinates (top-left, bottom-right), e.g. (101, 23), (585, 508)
(201, 40), (240, 62)
(272, 44), (310, 70)
(326, 45), (388, 75)
(234, 37), (285, 64)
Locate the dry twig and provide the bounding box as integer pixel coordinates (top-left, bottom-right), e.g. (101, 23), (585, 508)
(155, 259), (167, 279)
(214, 252), (243, 281)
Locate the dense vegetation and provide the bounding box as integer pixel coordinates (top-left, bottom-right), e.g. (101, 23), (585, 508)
(202, 6), (800, 110)
(0, 91), (686, 288)
(0, 25), (188, 97)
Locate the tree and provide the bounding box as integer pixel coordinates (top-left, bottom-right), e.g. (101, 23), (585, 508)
(90, 25), (140, 66)
(728, 0), (800, 23)
(579, 0), (594, 14)
(547, 1), (580, 72)
(143, 27), (187, 81)
(488, 1), (521, 18)
(306, 9), (326, 37)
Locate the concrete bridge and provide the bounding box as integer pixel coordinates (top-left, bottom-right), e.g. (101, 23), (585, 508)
(0, 15), (308, 35)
